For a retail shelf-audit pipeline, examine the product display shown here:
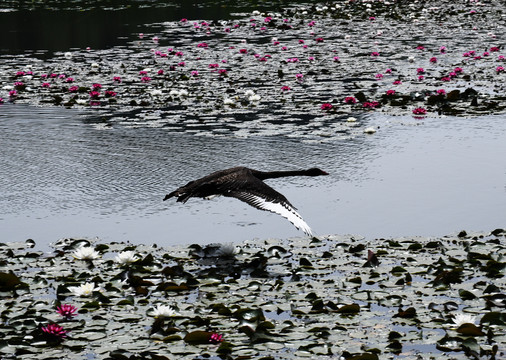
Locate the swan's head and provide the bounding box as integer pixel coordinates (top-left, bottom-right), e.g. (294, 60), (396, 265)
(306, 168), (329, 176)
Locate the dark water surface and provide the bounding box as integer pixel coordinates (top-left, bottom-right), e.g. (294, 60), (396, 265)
(1, 104), (505, 250)
(0, 0), (290, 56)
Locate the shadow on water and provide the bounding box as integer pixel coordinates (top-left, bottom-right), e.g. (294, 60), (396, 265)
(1, 104), (505, 250)
(0, 0), (298, 56)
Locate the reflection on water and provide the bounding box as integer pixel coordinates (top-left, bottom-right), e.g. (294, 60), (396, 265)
(0, 0), (286, 56)
(1, 104), (505, 250)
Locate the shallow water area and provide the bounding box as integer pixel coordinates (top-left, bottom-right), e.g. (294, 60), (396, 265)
(1, 104), (505, 250)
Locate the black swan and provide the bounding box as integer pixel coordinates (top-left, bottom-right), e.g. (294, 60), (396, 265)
(163, 166), (328, 236)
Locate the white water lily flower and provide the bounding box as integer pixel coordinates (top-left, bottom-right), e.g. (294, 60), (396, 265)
(453, 313), (477, 327)
(346, 117), (357, 122)
(223, 98), (235, 105)
(72, 246), (100, 260)
(244, 89), (255, 97)
(249, 94), (261, 102)
(150, 304), (177, 318)
(115, 251), (140, 264)
(363, 127), (377, 134)
(68, 282), (98, 297)
(150, 89), (162, 96)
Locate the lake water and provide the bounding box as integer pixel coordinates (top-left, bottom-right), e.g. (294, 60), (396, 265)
(1, 104), (505, 250)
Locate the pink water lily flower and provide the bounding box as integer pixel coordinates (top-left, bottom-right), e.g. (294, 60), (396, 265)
(57, 304), (78, 319)
(386, 89), (396, 96)
(363, 101), (379, 108)
(41, 324), (67, 340)
(412, 107), (427, 115)
(89, 91), (100, 99)
(209, 333), (223, 344)
(321, 103), (333, 110)
(344, 96), (357, 104)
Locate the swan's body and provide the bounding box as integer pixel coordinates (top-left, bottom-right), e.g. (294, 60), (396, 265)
(163, 166), (328, 236)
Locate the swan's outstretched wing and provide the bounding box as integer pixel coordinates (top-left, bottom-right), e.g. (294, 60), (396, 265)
(226, 179), (314, 237)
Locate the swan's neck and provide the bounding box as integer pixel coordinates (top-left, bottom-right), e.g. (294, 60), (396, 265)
(253, 170), (307, 180)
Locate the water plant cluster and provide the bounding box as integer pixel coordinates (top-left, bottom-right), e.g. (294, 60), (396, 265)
(0, 0), (505, 139)
(0, 229), (504, 359)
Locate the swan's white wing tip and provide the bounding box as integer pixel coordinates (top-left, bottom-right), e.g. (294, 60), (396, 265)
(244, 194), (314, 237)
